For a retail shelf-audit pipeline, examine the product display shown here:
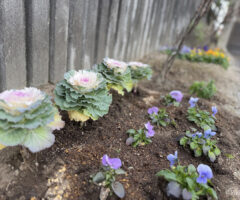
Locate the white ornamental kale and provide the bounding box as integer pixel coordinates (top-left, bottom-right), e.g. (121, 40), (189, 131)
(0, 87), (65, 153)
(128, 61), (152, 84)
(94, 57), (133, 95)
(54, 70), (112, 122)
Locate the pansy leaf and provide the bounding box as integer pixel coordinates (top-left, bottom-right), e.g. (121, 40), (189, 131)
(93, 172), (105, 183)
(111, 181), (125, 198)
(187, 164), (196, 174)
(115, 169), (126, 175)
(214, 147), (221, 156)
(208, 151), (216, 162)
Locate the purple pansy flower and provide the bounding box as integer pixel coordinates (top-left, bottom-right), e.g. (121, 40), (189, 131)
(189, 97), (199, 108)
(167, 151), (178, 167)
(180, 45), (191, 54)
(170, 90), (183, 102)
(204, 129), (216, 139)
(212, 106), (217, 117)
(145, 122), (155, 138)
(102, 154), (122, 169)
(203, 45), (209, 51)
(196, 164), (213, 184)
(192, 132), (202, 138)
(148, 107), (159, 115)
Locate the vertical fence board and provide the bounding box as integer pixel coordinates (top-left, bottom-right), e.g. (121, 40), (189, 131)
(113, 0), (132, 60)
(95, 0), (110, 63)
(129, 0), (144, 59)
(67, 0), (85, 70)
(135, 0), (149, 58)
(156, 0), (167, 48)
(82, 0), (99, 68)
(125, 0), (138, 60)
(0, 0), (26, 91)
(105, 0), (120, 58)
(49, 0), (69, 83)
(26, 0), (50, 86)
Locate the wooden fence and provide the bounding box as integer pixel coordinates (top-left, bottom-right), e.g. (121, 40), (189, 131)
(0, 0), (200, 91)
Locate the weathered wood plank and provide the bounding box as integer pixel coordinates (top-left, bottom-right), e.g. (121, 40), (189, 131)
(0, 0), (26, 91)
(135, 0), (149, 58)
(105, 0), (120, 58)
(124, 0), (138, 60)
(26, 0), (50, 86)
(67, 0), (85, 70)
(113, 0), (132, 60)
(82, 0), (99, 68)
(49, 0), (69, 83)
(95, 0), (111, 64)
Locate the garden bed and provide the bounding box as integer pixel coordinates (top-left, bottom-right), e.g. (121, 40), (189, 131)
(0, 53), (239, 200)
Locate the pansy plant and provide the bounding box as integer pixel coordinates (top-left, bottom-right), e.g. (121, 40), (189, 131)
(92, 155), (126, 198)
(180, 129), (220, 162)
(157, 151), (218, 199)
(126, 122), (155, 147)
(127, 61), (152, 85)
(0, 87), (65, 153)
(148, 107), (176, 127)
(94, 57), (133, 95)
(54, 70), (112, 122)
(187, 97), (216, 130)
(163, 90), (183, 107)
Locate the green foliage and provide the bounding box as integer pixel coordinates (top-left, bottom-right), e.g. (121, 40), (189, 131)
(163, 94), (180, 107)
(149, 109), (175, 127)
(129, 65), (152, 84)
(156, 164), (218, 200)
(180, 130), (221, 162)
(187, 107), (215, 130)
(95, 63), (133, 95)
(54, 70), (112, 121)
(92, 167), (126, 198)
(126, 129), (152, 147)
(189, 80), (216, 99)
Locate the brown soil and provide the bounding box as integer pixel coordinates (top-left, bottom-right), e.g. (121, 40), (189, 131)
(0, 53), (240, 200)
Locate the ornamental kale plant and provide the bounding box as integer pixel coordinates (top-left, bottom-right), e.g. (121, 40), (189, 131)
(127, 61), (152, 85)
(92, 155), (125, 198)
(180, 129), (221, 162)
(0, 87), (65, 153)
(148, 107), (176, 127)
(126, 122), (155, 147)
(156, 151), (218, 200)
(189, 80), (216, 99)
(187, 98), (216, 130)
(95, 57), (133, 95)
(54, 70), (112, 122)
(164, 90), (183, 107)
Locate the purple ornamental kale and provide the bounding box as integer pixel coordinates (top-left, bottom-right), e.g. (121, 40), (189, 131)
(145, 122), (155, 138)
(167, 151), (178, 167)
(102, 154), (122, 169)
(148, 107), (159, 115)
(212, 106), (218, 117)
(189, 97), (199, 108)
(170, 90), (183, 102)
(196, 164), (213, 184)
(204, 129), (216, 139)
